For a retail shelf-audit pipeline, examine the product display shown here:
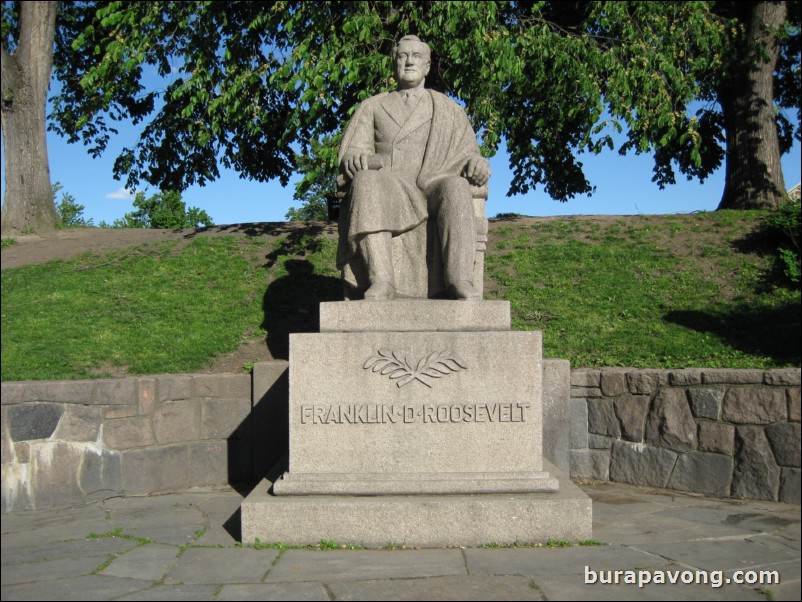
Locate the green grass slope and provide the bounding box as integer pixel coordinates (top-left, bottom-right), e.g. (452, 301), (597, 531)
(2, 211), (798, 381)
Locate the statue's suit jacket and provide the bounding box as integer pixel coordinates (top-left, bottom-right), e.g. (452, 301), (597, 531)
(337, 89), (482, 270)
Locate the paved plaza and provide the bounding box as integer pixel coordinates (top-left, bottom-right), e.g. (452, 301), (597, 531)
(2, 481), (799, 601)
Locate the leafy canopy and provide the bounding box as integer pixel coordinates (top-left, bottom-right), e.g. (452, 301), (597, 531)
(49, 1), (798, 206)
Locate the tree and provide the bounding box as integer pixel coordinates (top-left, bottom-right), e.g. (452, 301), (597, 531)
(110, 190), (214, 229)
(18, 2), (802, 225)
(1, 1), (60, 236)
(285, 136), (337, 221)
(709, 1), (798, 210)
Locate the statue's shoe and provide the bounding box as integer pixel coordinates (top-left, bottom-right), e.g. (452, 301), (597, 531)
(364, 281), (396, 300)
(450, 280), (481, 300)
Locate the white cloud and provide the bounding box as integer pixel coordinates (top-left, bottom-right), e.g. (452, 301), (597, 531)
(105, 187), (135, 200)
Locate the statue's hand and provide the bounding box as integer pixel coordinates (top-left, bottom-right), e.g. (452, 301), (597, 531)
(463, 156), (491, 187)
(344, 153), (374, 179)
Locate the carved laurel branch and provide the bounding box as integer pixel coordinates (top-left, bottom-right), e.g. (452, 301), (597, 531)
(363, 350), (467, 388)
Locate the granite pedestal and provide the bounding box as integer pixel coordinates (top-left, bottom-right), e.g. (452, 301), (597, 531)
(241, 300), (592, 546)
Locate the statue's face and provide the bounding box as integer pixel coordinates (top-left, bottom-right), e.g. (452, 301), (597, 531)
(394, 40), (430, 88)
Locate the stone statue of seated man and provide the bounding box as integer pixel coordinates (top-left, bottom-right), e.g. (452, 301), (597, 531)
(336, 35), (491, 301)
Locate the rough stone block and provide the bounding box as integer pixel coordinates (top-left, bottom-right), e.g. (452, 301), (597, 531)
(702, 369), (764, 384)
(31, 441), (86, 508)
(788, 388), (801, 422)
(587, 434), (614, 449)
(732, 426), (780, 501)
(669, 369), (703, 386)
(1, 463), (32, 512)
(613, 394), (650, 442)
(252, 363), (290, 482)
(763, 369), (801, 386)
(54, 405), (103, 442)
(275, 330), (554, 495)
(156, 375), (193, 402)
(121, 445), (190, 495)
(697, 421), (735, 455)
(587, 398), (620, 438)
(1, 411), (14, 463)
(201, 398), (252, 440)
(319, 300), (511, 332)
(765, 422), (801, 467)
(570, 398), (588, 449)
(192, 374), (250, 399)
(609, 441), (677, 488)
(6, 404), (64, 441)
(94, 378), (137, 405)
(570, 370), (600, 387)
(137, 378), (157, 415)
(152, 400), (200, 444)
(14, 441), (31, 463)
(80, 448), (122, 499)
(104, 417), (155, 450)
(253, 362), (289, 404)
(542, 359), (570, 473)
(722, 388), (786, 424)
(570, 386), (602, 399)
(0, 382), (27, 405)
(26, 380), (95, 403)
(104, 405), (138, 419)
(626, 371), (667, 394)
(688, 388), (724, 420)
(779, 468), (801, 504)
(569, 449), (610, 481)
(667, 452), (732, 497)
(189, 441), (229, 487)
(226, 436), (255, 485)
(599, 370), (627, 396)
(645, 388), (696, 452)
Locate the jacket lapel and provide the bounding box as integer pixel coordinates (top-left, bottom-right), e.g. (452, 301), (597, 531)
(379, 92), (408, 129)
(393, 92), (433, 143)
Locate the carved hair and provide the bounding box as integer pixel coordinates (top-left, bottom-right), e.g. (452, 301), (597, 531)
(392, 35), (431, 61)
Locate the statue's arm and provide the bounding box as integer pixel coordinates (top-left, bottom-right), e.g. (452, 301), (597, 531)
(339, 99), (379, 180)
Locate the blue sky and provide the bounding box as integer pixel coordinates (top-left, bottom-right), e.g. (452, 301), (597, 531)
(3, 105), (801, 226)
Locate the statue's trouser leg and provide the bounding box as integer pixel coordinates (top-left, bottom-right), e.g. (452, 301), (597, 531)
(430, 177), (477, 298)
(360, 231), (395, 299)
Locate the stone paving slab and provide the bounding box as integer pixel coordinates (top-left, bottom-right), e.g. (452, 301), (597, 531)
(100, 543), (180, 581)
(216, 582), (331, 601)
(0, 574), (149, 601)
(464, 546), (672, 577)
(532, 576), (765, 601)
(0, 555), (104, 587)
(326, 575), (544, 601)
(0, 536), (136, 566)
(165, 547), (279, 584)
(265, 549), (466, 582)
(635, 539), (799, 572)
(115, 584), (219, 601)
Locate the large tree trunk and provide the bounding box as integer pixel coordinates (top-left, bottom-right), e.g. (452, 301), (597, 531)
(1, 1), (60, 236)
(717, 1), (787, 211)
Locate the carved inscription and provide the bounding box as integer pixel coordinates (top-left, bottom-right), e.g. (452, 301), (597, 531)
(300, 403), (529, 424)
(363, 350), (467, 387)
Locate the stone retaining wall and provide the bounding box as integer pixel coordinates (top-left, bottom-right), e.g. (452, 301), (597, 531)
(1, 364), (289, 512)
(2, 365), (800, 511)
(569, 368), (801, 504)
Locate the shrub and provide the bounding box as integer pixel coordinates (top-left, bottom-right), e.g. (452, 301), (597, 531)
(762, 197), (801, 287)
(53, 182), (93, 227)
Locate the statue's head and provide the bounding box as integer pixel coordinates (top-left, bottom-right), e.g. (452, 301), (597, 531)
(392, 35), (431, 89)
